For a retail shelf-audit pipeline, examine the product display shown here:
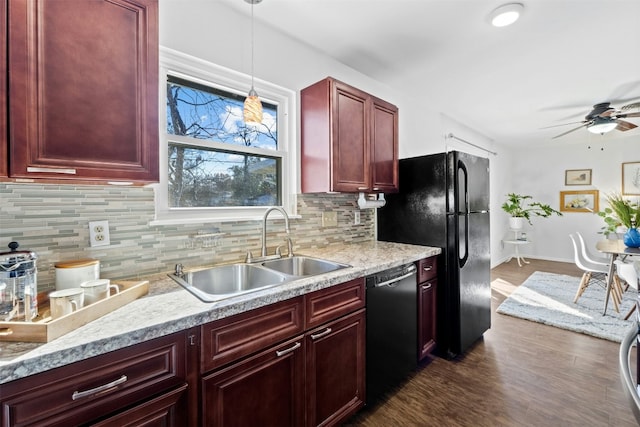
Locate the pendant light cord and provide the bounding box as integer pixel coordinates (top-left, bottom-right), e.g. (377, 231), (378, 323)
(250, 1), (255, 89)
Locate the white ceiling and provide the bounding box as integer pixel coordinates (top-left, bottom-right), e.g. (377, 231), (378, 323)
(220, 0), (640, 148)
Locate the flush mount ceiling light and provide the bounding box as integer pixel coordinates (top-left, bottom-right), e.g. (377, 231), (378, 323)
(587, 116), (619, 135)
(243, 0), (263, 125)
(489, 3), (524, 27)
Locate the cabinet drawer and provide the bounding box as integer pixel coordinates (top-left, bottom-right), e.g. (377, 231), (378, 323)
(305, 278), (365, 329)
(201, 297), (304, 373)
(417, 256), (438, 283)
(91, 384), (188, 427)
(0, 332), (187, 427)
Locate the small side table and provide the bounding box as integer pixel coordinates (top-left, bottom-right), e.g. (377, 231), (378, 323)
(502, 229), (531, 267)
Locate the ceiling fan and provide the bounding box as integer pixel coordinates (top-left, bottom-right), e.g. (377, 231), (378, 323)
(546, 101), (640, 139)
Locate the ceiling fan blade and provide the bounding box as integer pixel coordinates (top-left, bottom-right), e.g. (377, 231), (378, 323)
(540, 121), (586, 130)
(552, 123), (589, 139)
(619, 111), (640, 118)
(616, 120), (638, 132)
(621, 101), (640, 111)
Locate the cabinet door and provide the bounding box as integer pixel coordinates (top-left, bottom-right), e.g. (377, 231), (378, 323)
(201, 336), (305, 427)
(0, 0), (6, 178)
(419, 279), (437, 360)
(370, 96), (398, 193)
(306, 309), (365, 427)
(8, 0), (158, 183)
(332, 81), (370, 192)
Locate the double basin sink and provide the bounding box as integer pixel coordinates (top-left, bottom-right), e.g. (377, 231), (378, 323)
(169, 256), (350, 302)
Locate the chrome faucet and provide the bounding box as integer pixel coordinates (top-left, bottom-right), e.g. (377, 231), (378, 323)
(261, 206), (293, 257)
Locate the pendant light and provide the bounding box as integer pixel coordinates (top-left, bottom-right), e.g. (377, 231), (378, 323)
(243, 0), (263, 125)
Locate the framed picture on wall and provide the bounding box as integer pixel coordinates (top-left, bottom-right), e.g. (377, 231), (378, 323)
(560, 190), (599, 212)
(622, 162), (640, 195)
(565, 169), (592, 186)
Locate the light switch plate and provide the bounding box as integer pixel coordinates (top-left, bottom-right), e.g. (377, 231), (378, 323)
(89, 220), (111, 247)
(322, 211), (338, 227)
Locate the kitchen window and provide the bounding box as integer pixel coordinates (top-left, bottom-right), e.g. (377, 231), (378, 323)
(154, 48), (297, 224)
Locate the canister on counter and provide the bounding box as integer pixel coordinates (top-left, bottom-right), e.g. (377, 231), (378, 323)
(0, 242), (38, 321)
(55, 259), (100, 290)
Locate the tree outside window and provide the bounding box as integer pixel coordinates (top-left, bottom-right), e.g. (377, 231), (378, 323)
(166, 76), (280, 208)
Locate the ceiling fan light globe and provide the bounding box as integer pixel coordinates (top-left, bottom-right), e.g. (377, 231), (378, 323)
(587, 120), (618, 134)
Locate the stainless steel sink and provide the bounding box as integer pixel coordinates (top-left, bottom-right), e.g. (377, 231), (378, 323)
(169, 263), (290, 302)
(261, 256), (349, 277)
(170, 256), (350, 302)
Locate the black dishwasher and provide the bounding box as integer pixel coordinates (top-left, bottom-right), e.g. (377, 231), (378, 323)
(366, 262), (418, 404)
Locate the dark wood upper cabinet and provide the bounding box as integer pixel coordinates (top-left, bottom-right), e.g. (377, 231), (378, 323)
(1, 0), (7, 178)
(301, 77), (398, 193)
(7, 0), (159, 183)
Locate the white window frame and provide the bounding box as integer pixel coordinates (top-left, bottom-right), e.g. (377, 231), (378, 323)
(151, 47), (297, 225)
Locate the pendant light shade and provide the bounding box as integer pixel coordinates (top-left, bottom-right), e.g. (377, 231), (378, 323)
(244, 88), (263, 124)
(243, 0), (263, 125)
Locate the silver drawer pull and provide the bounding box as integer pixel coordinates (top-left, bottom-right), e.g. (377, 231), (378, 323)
(357, 186), (369, 190)
(423, 265), (433, 271)
(310, 327), (332, 340)
(276, 342), (301, 357)
(72, 375), (128, 400)
(421, 283), (432, 290)
(27, 166), (76, 174)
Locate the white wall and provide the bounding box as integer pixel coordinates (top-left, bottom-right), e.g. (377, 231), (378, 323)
(497, 135), (640, 264)
(160, 0), (636, 269)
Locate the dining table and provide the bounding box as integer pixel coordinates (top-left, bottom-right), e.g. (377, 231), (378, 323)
(595, 239), (640, 315)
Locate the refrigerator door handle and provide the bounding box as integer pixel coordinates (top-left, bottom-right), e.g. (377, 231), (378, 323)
(458, 159), (469, 268)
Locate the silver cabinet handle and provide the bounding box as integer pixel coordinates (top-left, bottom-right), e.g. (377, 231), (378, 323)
(310, 327), (332, 340)
(421, 283), (432, 290)
(357, 186), (369, 190)
(72, 375), (127, 400)
(423, 265), (433, 271)
(276, 342), (301, 357)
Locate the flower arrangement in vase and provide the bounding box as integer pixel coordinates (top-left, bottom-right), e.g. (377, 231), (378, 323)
(597, 193), (640, 247)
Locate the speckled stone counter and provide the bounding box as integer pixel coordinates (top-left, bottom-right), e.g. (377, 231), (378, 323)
(0, 241), (440, 385)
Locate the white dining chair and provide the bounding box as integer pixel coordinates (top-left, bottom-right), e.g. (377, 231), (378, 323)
(576, 231), (610, 266)
(569, 234), (620, 311)
(614, 259), (639, 320)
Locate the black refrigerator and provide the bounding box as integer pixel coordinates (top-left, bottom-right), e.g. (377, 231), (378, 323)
(377, 151), (491, 358)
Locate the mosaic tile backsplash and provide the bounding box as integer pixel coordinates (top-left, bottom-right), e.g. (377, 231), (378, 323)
(0, 183), (375, 292)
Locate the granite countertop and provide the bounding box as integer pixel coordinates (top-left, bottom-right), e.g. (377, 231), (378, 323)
(0, 241), (440, 385)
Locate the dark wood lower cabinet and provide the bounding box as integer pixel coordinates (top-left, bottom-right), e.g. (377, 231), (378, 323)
(418, 278), (437, 360)
(199, 280), (366, 427)
(0, 331), (192, 427)
(91, 384), (189, 427)
(305, 309), (365, 427)
(201, 336), (305, 427)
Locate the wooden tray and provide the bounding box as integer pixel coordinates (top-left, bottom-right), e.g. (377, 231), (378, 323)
(0, 281), (149, 343)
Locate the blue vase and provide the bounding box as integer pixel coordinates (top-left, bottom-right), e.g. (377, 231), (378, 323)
(623, 227), (640, 248)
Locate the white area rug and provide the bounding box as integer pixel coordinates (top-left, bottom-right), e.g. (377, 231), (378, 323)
(496, 271), (636, 342)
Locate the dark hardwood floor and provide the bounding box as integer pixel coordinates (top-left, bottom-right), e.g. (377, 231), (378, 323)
(347, 259), (639, 426)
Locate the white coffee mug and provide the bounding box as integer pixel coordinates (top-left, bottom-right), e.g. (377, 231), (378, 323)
(80, 279), (119, 305)
(49, 288), (85, 319)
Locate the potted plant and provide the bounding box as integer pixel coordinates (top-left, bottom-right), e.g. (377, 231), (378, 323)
(501, 193), (563, 229)
(597, 193), (640, 247)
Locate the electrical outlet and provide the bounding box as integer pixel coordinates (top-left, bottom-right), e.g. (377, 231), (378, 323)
(354, 210), (361, 225)
(89, 220), (111, 247)
(321, 211), (338, 227)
